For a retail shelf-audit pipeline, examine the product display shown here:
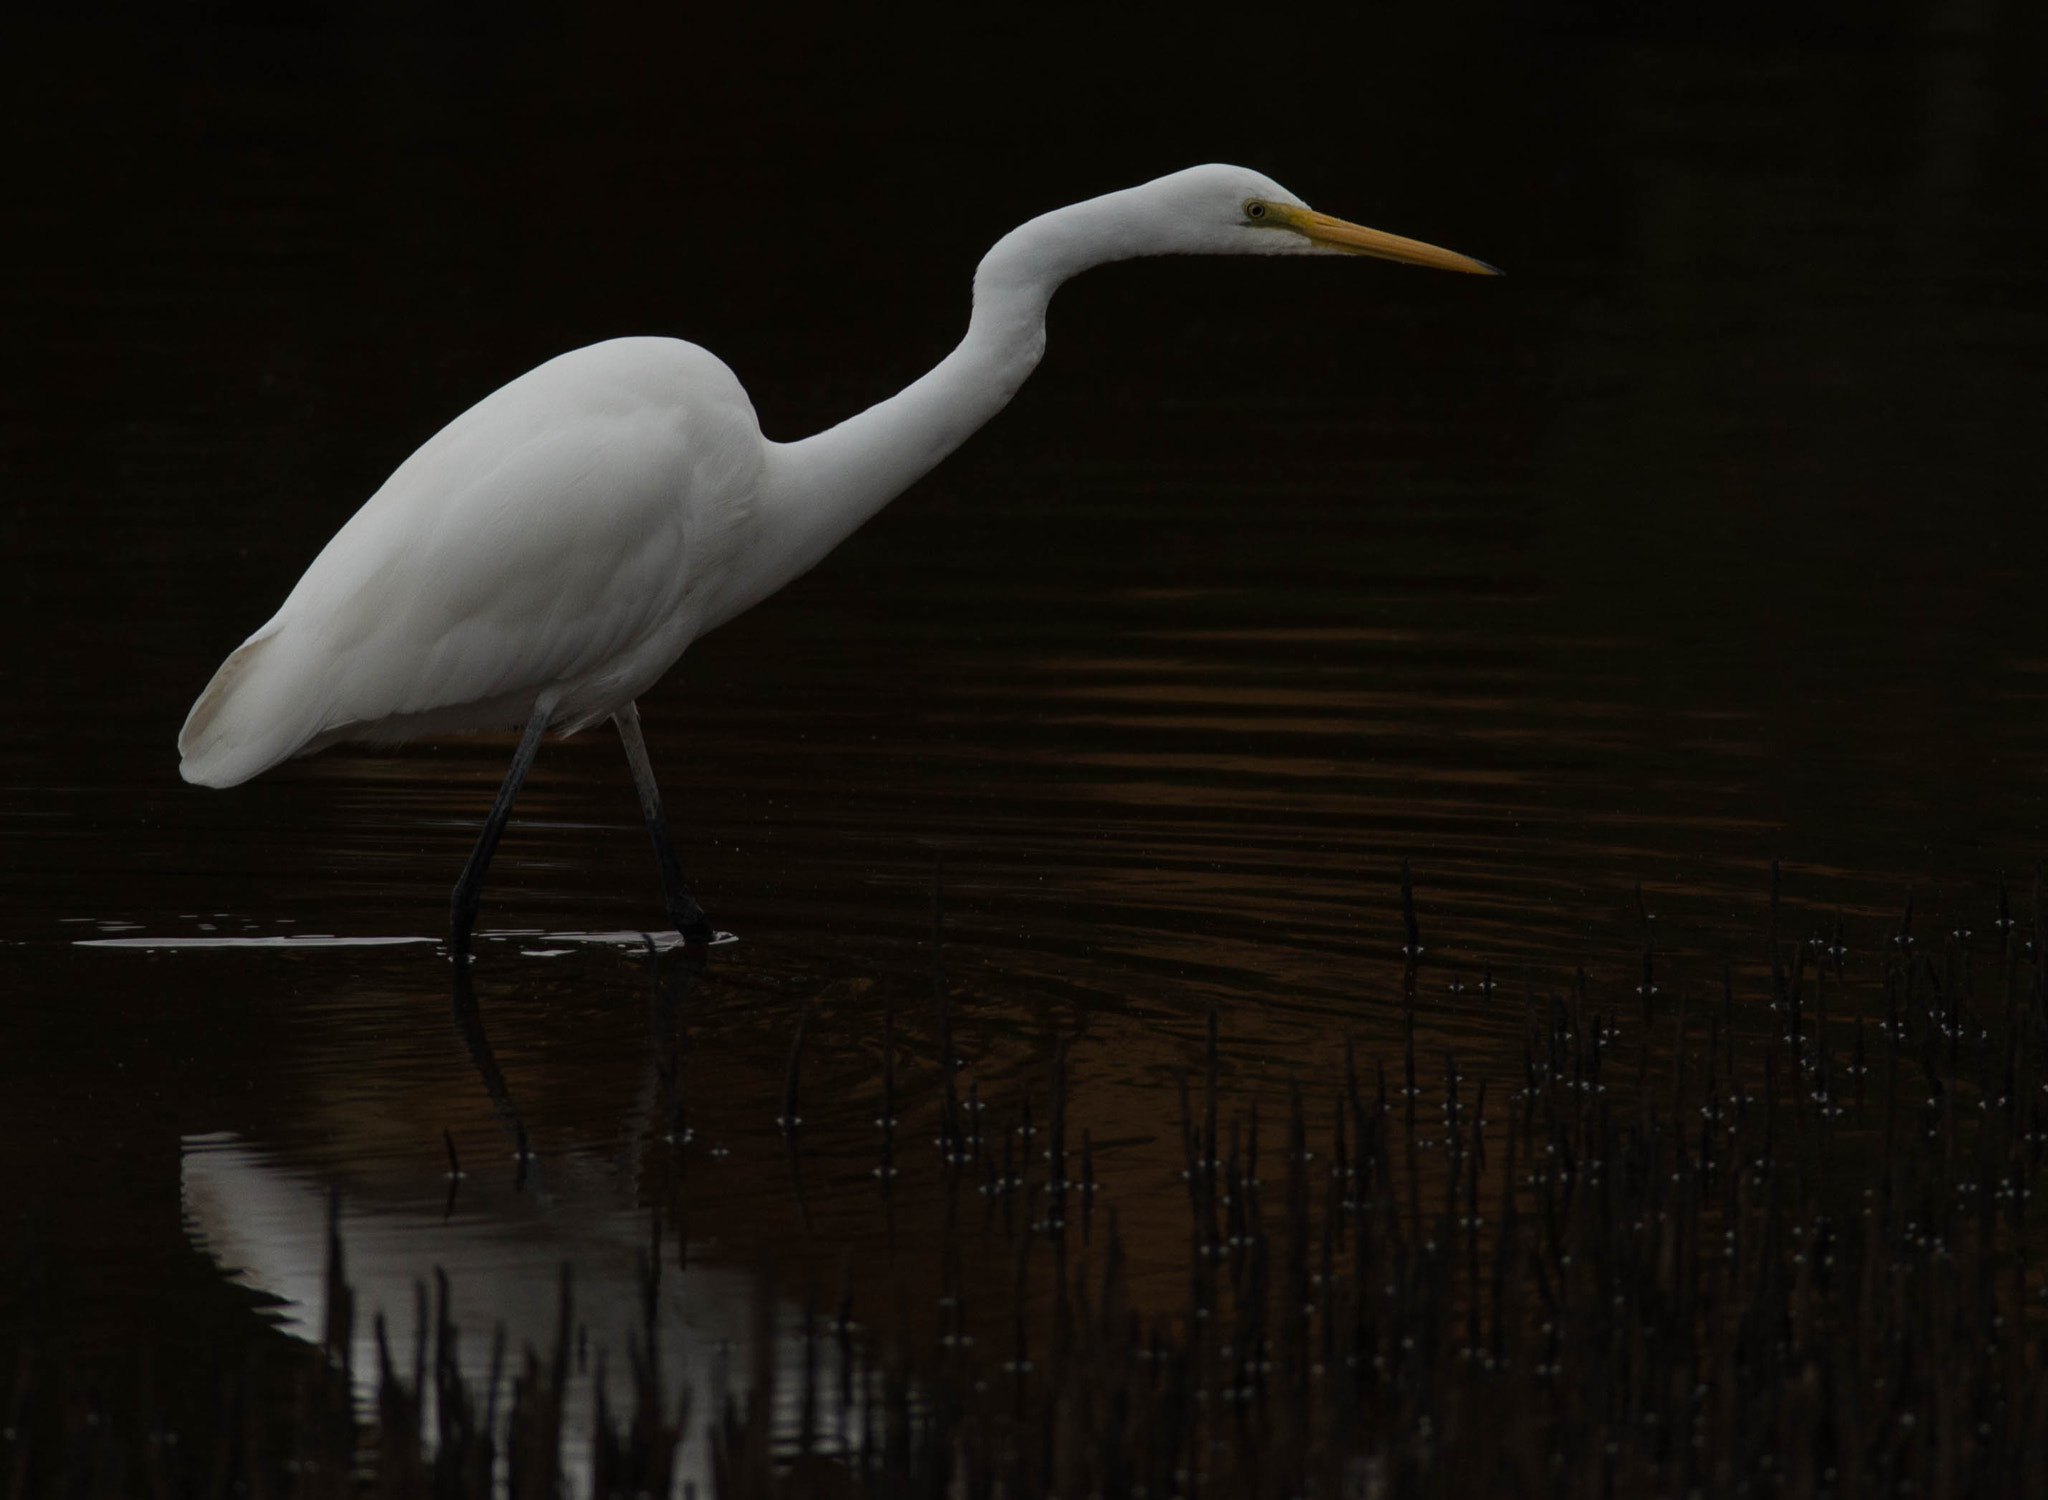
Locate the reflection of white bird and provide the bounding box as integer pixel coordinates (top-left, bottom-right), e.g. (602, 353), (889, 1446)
(177, 164), (1496, 954)
(180, 1135), (843, 1489)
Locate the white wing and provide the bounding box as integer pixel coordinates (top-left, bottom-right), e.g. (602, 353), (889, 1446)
(179, 337), (764, 787)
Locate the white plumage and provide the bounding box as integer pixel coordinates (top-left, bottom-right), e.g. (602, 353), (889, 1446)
(177, 164), (1495, 948)
(180, 339), (765, 786)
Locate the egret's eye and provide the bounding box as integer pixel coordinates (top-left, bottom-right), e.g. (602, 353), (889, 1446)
(1244, 200), (1268, 221)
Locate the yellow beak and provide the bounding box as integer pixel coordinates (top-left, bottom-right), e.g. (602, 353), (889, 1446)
(1279, 206), (1500, 276)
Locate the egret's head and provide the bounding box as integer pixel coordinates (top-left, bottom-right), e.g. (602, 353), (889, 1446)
(977, 163), (1499, 303)
(1143, 163), (1500, 275)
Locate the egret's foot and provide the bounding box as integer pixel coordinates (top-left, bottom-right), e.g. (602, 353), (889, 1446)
(664, 888), (714, 947)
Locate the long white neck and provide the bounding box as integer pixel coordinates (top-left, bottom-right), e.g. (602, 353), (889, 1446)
(733, 189), (1170, 620)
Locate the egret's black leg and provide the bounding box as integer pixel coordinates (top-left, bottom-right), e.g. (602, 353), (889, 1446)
(451, 959), (531, 1181)
(449, 697), (554, 961)
(613, 700), (714, 944)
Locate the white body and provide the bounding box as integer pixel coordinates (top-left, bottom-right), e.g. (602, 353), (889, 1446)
(182, 338), (779, 784)
(180, 165), (1488, 787)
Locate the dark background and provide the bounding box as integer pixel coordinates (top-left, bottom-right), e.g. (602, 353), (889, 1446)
(3, 0), (2046, 1447)
(6, 1), (2044, 876)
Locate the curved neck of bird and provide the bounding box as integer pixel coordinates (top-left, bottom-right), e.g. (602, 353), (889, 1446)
(751, 192), (1155, 601)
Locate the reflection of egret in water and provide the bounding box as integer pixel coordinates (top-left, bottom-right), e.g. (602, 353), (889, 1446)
(180, 949), (860, 1490)
(449, 957), (538, 1188)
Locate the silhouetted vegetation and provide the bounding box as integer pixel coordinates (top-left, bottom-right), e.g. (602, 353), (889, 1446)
(11, 870), (2048, 1497)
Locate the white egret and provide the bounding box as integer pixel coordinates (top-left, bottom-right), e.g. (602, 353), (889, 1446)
(177, 164), (1497, 955)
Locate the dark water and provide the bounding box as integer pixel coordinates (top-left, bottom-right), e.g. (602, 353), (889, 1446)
(4, 0), (2046, 1457)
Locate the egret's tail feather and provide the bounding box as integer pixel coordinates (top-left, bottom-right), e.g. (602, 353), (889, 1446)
(178, 633), (311, 788)
(178, 624), (571, 787)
